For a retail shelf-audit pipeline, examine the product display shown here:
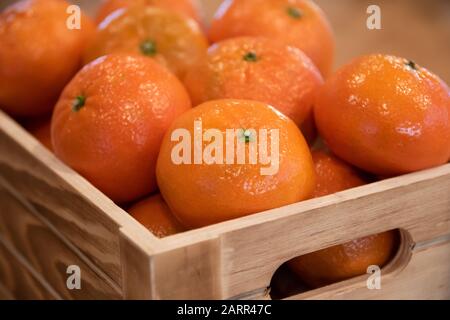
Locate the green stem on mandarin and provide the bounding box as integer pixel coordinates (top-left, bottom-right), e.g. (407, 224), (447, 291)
(243, 52), (258, 62)
(406, 60), (418, 71)
(287, 7), (303, 19)
(239, 129), (253, 143)
(140, 40), (157, 56)
(72, 95), (86, 112)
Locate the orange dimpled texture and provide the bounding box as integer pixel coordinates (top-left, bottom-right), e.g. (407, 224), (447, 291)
(209, 0), (335, 77)
(0, 0), (94, 117)
(95, 0), (203, 27)
(156, 99), (316, 229)
(128, 194), (184, 238)
(288, 150), (397, 288)
(184, 37), (323, 127)
(51, 54), (191, 204)
(85, 6), (208, 79)
(314, 54), (450, 176)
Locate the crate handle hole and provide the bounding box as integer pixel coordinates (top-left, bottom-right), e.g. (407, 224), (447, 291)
(269, 229), (412, 299)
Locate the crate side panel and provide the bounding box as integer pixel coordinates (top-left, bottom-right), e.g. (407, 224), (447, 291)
(0, 240), (58, 300)
(152, 238), (222, 299)
(0, 283), (14, 300)
(119, 228), (154, 300)
(290, 240), (450, 300)
(217, 169), (450, 298)
(0, 119), (124, 285)
(0, 184), (122, 299)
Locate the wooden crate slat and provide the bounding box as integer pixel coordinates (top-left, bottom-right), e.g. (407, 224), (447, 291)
(0, 182), (122, 299)
(0, 239), (59, 300)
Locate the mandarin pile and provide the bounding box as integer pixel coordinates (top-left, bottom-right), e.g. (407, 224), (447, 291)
(0, 0), (448, 290)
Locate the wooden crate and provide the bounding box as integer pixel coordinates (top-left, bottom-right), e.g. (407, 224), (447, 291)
(0, 109), (449, 300)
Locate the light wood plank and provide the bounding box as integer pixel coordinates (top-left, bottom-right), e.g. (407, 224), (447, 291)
(151, 238), (222, 299)
(119, 227), (154, 300)
(0, 183), (122, 299)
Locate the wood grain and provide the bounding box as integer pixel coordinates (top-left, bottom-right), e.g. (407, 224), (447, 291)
(0, 283), (14, 300)
(152, 237), (222, 300)
(119, 227), (154, 300)
(0, 240), (59, 300)
(0, 182), (122, 299)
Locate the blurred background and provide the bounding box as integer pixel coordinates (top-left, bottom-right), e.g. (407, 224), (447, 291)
(1, 0), (449, 83)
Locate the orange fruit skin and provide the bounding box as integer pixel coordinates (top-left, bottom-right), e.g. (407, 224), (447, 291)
(0, 0), (94, 117)
(208, 0), (335, 77)
(84, 6), (208, 79)
(128, 194), (184, 238)
(95, 0), (203, 27)
(310, 150), (366, 198)
(156, 99), (316, 229)
(288, 150), (397, 288)
(51, 54), (191, 204)
(184, 37), (323, 127)
(25, 117), (53, 152)
(289, 231), (397, 288)
(315, 54), (450, 176)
